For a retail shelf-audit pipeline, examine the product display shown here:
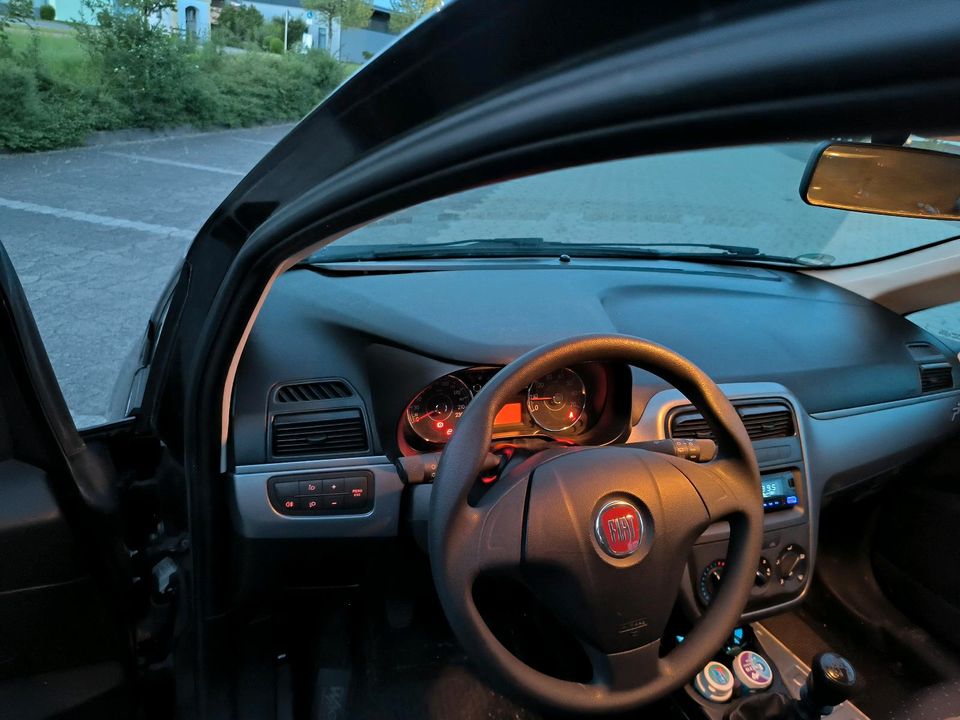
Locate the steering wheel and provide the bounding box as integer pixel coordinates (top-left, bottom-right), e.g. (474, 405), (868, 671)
(429, 334), (763, 715)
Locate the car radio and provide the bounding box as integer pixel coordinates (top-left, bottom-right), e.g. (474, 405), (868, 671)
(760, 470), (799, 512)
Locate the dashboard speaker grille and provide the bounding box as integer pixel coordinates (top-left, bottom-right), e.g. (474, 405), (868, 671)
(919, 363), (954, 393)
(670, 403), (795, 441)
(275, 380), (353, 403)
(272, 409), (368, 457)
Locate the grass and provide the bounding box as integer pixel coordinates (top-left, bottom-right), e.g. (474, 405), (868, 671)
(6, 24), (95, 84)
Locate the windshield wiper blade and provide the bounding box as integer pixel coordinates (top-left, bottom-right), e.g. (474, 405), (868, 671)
(609, 242), (763, 256)
(306, 237), (572, 262)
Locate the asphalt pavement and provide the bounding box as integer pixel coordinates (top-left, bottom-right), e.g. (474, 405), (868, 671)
(1, 132), (957, 427)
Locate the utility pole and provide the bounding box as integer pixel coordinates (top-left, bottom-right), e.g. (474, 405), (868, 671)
(283, 9), (288, 52)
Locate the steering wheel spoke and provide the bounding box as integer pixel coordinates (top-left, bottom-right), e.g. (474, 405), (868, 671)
(664, 454), (757, 524)
(445, 472), (530, 580)
(586, 638), (663, 692)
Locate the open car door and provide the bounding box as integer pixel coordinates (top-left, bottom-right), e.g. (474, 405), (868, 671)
(0, 243), (176, 719)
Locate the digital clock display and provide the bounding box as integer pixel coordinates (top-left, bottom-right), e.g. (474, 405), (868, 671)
(760, 472), (798, 511)
(761, 477), (787, 499)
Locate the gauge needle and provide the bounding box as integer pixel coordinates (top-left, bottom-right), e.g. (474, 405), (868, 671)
(529, 396), (556, 401)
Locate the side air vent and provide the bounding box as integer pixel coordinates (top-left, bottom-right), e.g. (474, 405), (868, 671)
(920, 363), (954, 393)
(670, 403), (795, 442)
(275, 379), (353, 403)
(272, 409), (369, 457)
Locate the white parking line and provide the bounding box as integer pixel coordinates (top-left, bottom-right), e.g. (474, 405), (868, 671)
(0, 196), (195, 239)
(100, 151), (247, 176)
(234, 138), (277, 147)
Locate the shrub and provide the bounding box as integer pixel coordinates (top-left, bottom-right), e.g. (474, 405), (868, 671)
(199, 49), (342, 126)
(213, 3), (262, 46)
(0, 59), (99, 151)
(39, 4), (55, 20)
(266, 15), (306, 50)
(77, 0), (218, 128)
(267, 35), (282, 54)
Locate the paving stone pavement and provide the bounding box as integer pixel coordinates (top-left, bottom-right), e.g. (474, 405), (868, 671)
(0, 125), (294, 426)
(1, 133), (957, 427)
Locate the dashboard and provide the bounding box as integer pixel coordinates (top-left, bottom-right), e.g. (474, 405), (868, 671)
(228, 256), (960, 620)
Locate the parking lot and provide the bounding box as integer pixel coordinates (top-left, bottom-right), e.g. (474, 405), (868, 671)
(1, 132), (957, 426)
(0, 125), (294, 426)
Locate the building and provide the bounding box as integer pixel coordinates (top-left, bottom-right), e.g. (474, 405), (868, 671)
(27, 0), (401, 57)
(235, 0), (400, 60)
(163, 0), (212, 40)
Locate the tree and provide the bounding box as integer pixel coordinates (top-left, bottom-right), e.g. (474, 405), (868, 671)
(388, 0), (440, 33)
(4, 0), (34, 22)
(299, 0), (369, 57)
(215, 3), (264, 45)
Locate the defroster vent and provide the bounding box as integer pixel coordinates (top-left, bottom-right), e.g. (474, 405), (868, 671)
(670, 403), (795, 441)
(272, 409), (369, 457)
(275, 379), (353, 403)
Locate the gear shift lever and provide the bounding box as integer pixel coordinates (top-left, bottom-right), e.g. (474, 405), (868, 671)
(796, 652), (857, 718)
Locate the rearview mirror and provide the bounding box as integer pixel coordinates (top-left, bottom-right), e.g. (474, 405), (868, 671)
(801, 141), (960, 220)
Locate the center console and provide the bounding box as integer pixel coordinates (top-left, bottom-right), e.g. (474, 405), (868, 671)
(676, 624), (866, 720)
(632, 383), (815, 620)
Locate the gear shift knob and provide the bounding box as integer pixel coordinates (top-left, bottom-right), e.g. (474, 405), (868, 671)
(798, 652), (857, 717)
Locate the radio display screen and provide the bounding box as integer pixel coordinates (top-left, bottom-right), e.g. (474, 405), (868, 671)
(761, 476), (789, 499)
(760, 471), (798, 510)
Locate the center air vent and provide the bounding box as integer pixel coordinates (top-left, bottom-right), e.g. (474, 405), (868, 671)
(670, 403), (795, 442)
(920, 363), (954, 393)
(272, 409), (369, 457)
(275, 379), (353, 403)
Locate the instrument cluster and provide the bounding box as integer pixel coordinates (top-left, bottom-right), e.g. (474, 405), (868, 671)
(399, 363), (627, 452)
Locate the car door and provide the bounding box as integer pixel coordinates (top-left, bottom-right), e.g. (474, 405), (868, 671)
(0, 242), (179, 719)
(127, 1), (960, 716)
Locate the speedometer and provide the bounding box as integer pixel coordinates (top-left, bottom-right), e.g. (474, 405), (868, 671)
(406, 375), (472, 444)
(526, 368), (586, 432)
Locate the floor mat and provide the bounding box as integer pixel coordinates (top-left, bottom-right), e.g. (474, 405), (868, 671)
(349, 594), (543, 720)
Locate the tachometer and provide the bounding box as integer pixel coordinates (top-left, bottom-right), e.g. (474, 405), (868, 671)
(526, 368), (586, 432)
(406, 375), (472, 444)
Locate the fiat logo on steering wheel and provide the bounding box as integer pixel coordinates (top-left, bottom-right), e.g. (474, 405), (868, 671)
(594, 500), (644, 558)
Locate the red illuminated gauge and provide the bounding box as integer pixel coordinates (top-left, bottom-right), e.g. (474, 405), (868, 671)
(406, 375), (472, 444)
(526, 368), (586, 432)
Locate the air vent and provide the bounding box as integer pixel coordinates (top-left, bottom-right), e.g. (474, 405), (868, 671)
(919, 363), (954, 393)
(275, 379), (353, 403)
(272, 409), (368, 457)
(670, 403), (795, 442)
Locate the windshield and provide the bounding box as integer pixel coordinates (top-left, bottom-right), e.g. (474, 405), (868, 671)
(311, 141), (960, 266)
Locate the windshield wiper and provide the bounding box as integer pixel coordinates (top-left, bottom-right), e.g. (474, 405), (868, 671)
(305, 237), (805, 265)
(305, 237), (556, 262)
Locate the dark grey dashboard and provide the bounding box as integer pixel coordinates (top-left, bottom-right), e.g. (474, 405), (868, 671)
(229, 257), (960, 619)
(232, 257), (958, 465)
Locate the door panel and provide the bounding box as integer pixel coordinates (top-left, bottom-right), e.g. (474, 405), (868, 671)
(0, 244), (134, 718)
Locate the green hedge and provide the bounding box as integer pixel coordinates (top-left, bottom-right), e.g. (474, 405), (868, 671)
(0, 27), (344, 152)
(39, 4), (55, 20)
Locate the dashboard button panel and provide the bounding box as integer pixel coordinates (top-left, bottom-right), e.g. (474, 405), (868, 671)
(269, 471), (374, 516)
